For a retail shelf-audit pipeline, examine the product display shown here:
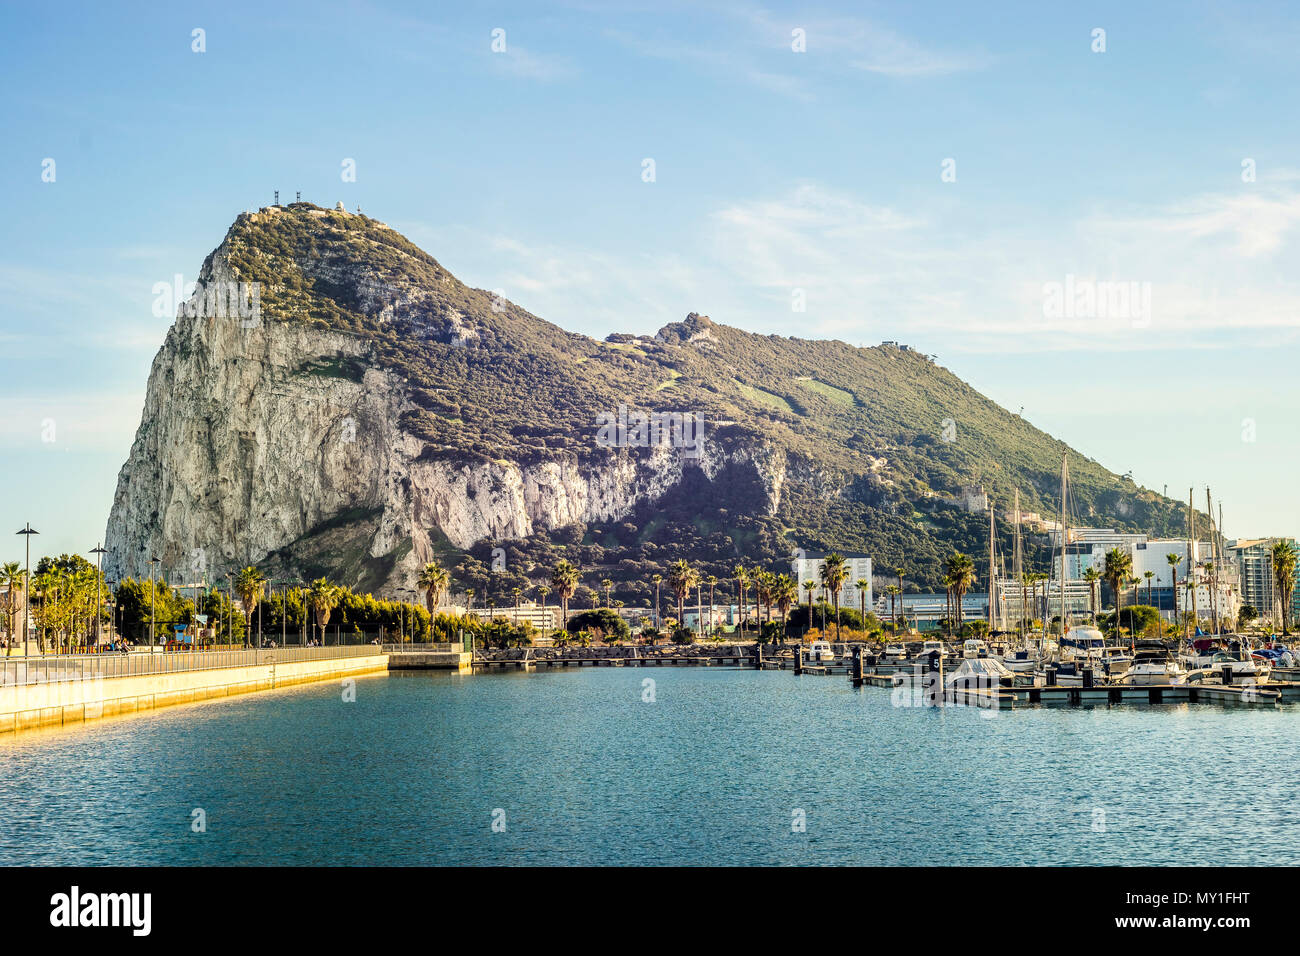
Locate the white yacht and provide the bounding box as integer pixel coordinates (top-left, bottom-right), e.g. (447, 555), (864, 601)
(962, 639), (990, 659)
(1118, 652), (1187, 685)
(806, 640), (836, 663)
(883, 643), (908, 662)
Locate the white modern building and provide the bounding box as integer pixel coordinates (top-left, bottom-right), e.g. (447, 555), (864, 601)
(794, 552), (873, 614)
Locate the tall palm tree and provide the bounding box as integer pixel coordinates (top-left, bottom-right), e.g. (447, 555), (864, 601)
(601, 578), (613, 607)
(774, 573), (798, 646)
(856, 578), (870, 632)
(667, 560), (696, 639)
(945, 552), (976, 636)
(1102, 548), (1133, 641)
(536, 585), (551, 635)
(2, 561), (22, 655)
(550, 560), (580, 630)
(651, 574), (663, 631)
(305, 577), (341, 644)
(1271, 539), (1298, 635)
(417, 562), (450, 614)
(1143, 570), (1155, 607)
(1082, 566), (1101, 623)
(1165, 552), (1181, 626)
(733, 566), (749, 638)
(819, 553), (850, 640)
(234, 566), (267, 647)
(884, 584), (901, 634)
(706, 575), (718, 637)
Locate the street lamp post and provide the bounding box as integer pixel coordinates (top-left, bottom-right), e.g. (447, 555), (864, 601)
(148, 555), (160, 650)
(90, 544), (107, 650)
(16, 524), (38, 657)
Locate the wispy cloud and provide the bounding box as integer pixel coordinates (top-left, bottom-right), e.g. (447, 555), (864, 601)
(490, 45), (578, 81)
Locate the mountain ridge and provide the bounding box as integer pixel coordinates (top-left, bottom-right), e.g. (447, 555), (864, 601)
(105, 202), (1197, 603)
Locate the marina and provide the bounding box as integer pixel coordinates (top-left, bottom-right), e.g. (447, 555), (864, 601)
(3, 664), (1297, 867)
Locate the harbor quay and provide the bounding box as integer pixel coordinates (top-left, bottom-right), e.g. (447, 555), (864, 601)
(0, 645), (390, 735)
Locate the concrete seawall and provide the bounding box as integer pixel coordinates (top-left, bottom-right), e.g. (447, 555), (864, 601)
(0, 653), (390, 735)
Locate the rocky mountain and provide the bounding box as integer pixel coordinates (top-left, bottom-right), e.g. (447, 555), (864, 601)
(106, 202), (1194, 602)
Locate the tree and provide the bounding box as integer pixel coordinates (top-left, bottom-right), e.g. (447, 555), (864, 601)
(667, 559), (698, 639)
(1082, 566), (1101, 622)
(774, 574), (798, 645)
(305, 578), (342, 643)
(536, 584), (551, 631)
(1272, 539), (1298, 635)
(706, 575), (718, 637)
(651, 574), (663, 631)
(884, 584), (900, 633)
(550, 560), (580, 628)
(1166, 552), (1181, 623)
(417, 562), (450, 613)
(819, 553), (850, 640)
(234, 566), (267, 647)
(2, 561), (23, 654)
(856, 578), (870, 632)
(1238, 604), (1260, 630)
(566, 607), (629, 643)
(1101, 548), (1133, 640)
(944, 552), (976, 635)
(601, 578), (613, 607)
(733, 566), (749, 638)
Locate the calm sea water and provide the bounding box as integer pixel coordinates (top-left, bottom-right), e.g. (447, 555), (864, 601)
(1, 668), (1296, 865)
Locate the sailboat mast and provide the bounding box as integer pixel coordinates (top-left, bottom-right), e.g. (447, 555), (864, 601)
(1013, 489), (1024, 641)
(987, 497), (996, 632)
(1059, 451), (1068, 644)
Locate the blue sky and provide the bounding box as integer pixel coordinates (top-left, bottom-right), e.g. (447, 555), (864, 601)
(2, 0), (1299, 564)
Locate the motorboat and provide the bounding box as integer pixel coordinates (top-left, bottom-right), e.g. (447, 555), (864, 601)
(920, 639), (950, 660)
(962, 639), (990, 659)
(806, 640), (836, 664)
(883, 643), (908, 662)
(998, 646), (1040, 673)
(1185, 651), (1270, 686)
(1117, 652), (1187, 685)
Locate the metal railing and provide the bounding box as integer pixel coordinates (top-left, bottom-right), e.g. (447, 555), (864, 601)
(381, 643), (463, 654)
(0, 644), (383, 687)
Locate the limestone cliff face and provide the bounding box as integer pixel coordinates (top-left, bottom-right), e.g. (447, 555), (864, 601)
(105, 228), (788, 592)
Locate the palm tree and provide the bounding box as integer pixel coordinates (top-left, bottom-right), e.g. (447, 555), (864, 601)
(884, 584), (901, 634)
(945, 553), (976, 636)
(733, 566), (749, 638)
(1271, 540), (1298, 635)
(1082, 566), (1101, 623)
(1144, 570), (1155, 607)
(600, 578), (613, 607)
(417, 562), (450, 614)
(305, 577), (341, 644)
(1101, 547), (1133, 641)
(536, 585), (551, 635)
(856, 578), (870, 632)
(774, 574), (798, 645)
(651, 574), (663, 631)
(819, 553), (850, 640)
(234, 566), (267, 647)
(667, 560), (696, 639)
(550, 560), (580, 630)
(706, 575), (718, 637)
(1165, 552), (1181, 625)
(2, 561), (22, 655)
(465, 587), (475, 615)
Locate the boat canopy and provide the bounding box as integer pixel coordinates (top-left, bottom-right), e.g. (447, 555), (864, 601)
(1062, 626), (1105, 650)
(946, 656), (1014, 685)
